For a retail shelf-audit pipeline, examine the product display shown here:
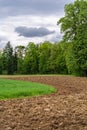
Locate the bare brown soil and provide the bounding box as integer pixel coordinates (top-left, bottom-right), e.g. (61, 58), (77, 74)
(0, 75), (87, 130)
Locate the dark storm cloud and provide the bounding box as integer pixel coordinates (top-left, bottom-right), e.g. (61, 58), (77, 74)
(15, 26), (55, 37)
(0, 0), (74, 17)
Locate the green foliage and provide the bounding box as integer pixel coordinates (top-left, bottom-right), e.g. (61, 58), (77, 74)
(49, 42), (68, 74)
(72, 42), (87, 76)
(0, 78), (56, 100)
(15, 45), (25, 74)
(65, 43), (80, 75)
(0, 41), (68, 75)
(13, 51), (18, 74)
(0, 52), (3, 74)
(58, 0), (87, 42)
(24, 42), (39, 74)
(2, 42), (14, 74)
(39, 41), (52, 74)
(58, 0), (87, 76)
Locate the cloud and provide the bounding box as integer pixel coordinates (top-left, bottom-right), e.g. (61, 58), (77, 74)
(0, 41), (6, 49)
(0, 35), (7, 41)
(0, 0), (74, 18)
(15, 26), (55, 37)
(0, 15), (59, 48)
(0, 0), (75, 48)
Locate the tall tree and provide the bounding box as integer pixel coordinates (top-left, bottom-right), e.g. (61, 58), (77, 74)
(39, 41), (52, 74)
(13, 51), (18, 74)
(58, 0), (87, 76)
(24, 42), (39, 74)
(0, 51), (3, 74)
(58, 0), (87, 42)
(49, 42), (68, 74)
(15, 45), (25, 74)
(3, 42), (14, 74)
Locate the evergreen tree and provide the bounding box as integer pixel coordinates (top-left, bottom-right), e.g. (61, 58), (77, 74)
(3, 42), (14, 74)
(13, 51), (18, 74)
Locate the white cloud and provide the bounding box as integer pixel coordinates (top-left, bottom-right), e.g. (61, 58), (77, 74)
(0, 0), (75, 48)
(0, 0), (74, 18)
(0, 15), (62, 48)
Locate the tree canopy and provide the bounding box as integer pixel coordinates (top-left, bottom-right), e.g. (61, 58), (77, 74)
(58, 0), (87, 76)
(58, 0), (87, 43)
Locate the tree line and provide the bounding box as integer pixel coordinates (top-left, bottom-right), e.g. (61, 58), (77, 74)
(0, 41), (68, 75)
(0, 0), (87, 76)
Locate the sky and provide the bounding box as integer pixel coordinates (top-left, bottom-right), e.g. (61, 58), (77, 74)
(0, 0), (74, 48)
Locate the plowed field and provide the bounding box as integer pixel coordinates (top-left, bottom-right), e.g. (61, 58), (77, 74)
(0, 75), (87, 130)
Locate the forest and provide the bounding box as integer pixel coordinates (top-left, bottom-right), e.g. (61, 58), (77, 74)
(0, 0), (87, 76)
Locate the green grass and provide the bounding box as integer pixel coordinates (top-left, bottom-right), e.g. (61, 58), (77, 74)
(0, 78), (56, 100)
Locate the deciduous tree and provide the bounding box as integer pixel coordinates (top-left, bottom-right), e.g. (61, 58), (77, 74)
(58, 0), (87, 76)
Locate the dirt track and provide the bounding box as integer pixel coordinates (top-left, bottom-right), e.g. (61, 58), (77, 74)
(0, 75), (87, 130)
